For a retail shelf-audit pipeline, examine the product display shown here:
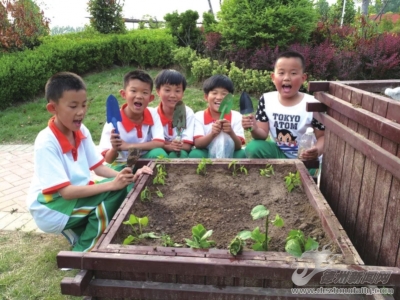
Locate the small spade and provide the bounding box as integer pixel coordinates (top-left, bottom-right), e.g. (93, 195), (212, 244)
(127, 147), (141, 172)
(239, 91), (254, 131)
(172, 101), (187, 157)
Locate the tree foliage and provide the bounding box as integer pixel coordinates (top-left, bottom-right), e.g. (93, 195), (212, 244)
(164, 10), (202, 50)
(216, 0), (318, 49)
(87, 0), (126, 34)
(329, 0), (356, 25)
(0, 0), (49, 52)
(315, 0), (330, 22)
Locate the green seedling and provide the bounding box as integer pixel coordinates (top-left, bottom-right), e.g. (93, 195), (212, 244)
(122, 214), (160, 245)
(140, 186), (151, 202)
(196, 158), (213, 176)
(185, 224), (215, 249)
(238, 205), (284, 251)
(155, 188), (164, 198)
(228, 160), (248, 176)
(285, 229), (319, 257)
(153, 162), (167, 185)
(259, 164), (274, 177)
(161, 233), (183, 247)
(228, 236), (246, 256)
(284, 171), (301, 192)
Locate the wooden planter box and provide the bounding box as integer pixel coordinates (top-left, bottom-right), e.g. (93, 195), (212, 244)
(308, 80), (400, 299)
(57, 160), (400, 299)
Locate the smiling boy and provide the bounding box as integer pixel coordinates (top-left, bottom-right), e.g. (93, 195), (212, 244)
(99, 70), (167, 170)
(189, 74), (246, 158)
(26, 72), (153, 252)
(242, 51), (325, 160)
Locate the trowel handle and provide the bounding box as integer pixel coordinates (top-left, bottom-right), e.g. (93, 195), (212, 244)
(244, 114), (253, 132)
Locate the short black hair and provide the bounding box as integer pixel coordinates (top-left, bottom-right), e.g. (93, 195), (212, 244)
(274, 51), (305, 71)
(123, 69), (153, 91)
(203, 75), (234, 94)
(45, 72), (86, 103)
(155, 69), (187, 91)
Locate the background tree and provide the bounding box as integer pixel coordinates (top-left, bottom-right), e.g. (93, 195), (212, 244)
(315, 0), (330, 22)
(329, 0), (356, 25)
(216, 0), (318, 49)
(164, 10), (202, 50)
(87, 0), (126, 34)
(0, 0), (49, 52)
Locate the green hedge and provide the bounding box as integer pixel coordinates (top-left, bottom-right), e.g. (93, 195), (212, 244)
(0, 29), (176, 110)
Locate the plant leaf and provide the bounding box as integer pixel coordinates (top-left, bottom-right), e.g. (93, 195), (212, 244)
(124, 214), (138, 225)
(285, 239), (303, 257)
(139, 232), (160, 239)
(192, 224), (206, 238)
(238, 230), (252, 240)
(271, 214), (284, 227)
(139, 216), (149, 227)
(251, 205), (269, 220)
(251, 227), (265, 243)
(123, 235), (135, 245)
(185, 239), (199, 248)
(252, 242), (264, 251)
(305, 237), (319, 252)
(201, 229), (213, 240)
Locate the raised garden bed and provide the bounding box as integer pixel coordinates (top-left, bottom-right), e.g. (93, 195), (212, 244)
(57, 159), (400, 299)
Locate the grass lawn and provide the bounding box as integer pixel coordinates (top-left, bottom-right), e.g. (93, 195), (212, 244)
(0, 230), (80, 300)
(0, 66), (258, 145)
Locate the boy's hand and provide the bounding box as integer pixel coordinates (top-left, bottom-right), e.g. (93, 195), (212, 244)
(300, 146), (319, 161)
(110, 129), (122, 150)
(133, 166), (153, 182)
(242, 115), (257, 131)
(220, 119), (233, 135)
(112, 167), (135, 190)
(211, 120), (222, 137)
(164, 140), (183, 152)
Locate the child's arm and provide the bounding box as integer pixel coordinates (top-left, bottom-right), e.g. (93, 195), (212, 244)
(194, 121), (222, 149)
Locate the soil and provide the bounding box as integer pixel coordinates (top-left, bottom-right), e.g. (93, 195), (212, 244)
(116, 163), (337, 253)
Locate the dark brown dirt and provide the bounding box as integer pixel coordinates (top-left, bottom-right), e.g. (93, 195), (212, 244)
(116, 163), (336, 253)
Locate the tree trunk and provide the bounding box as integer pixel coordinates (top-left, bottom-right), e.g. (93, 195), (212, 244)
(207, 0), (214, 15)
(361, 0), (369, 15)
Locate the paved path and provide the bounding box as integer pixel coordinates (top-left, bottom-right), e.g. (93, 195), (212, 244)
(0, 145), (41, 232)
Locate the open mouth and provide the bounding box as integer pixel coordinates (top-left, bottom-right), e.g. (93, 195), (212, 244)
(214, 101), (221, 107)
(282, 84), (292, 92)
(134, 101), (143, 108)
(73, 120), (82, 126)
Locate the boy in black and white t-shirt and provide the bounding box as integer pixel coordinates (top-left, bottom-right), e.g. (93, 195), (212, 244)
(242, 51), (325, 160)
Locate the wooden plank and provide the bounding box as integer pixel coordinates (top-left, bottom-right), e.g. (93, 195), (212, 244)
(306, 102), (327, 112)
(314, 92), (400, 144)
(354, 93), (381, 263)
(60, 270), (93, 296)
(377, 102), (400, 268)
(308, 81), (330, 92)
(340, 80), (400, 93)
(344, 91), (366, 241)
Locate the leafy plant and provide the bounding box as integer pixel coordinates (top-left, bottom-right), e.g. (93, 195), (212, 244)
(196, 158), (213, 176)
(284, 171), (301, 192)
(184, 224), (215, 249)
(228, 236), (246, 256)
(259, 164), (275, 177)
(161, 234), (183, 247)
(140, 186), (151, 202)
(122, 214), (160, 245)
(87, 0), (126, 34)
(155, 188), (164, 198)
(228, 160), (248, 176)
(238, 205), (284, 251)
(285, 229), (319, 257)
(153, 160), (167, 185)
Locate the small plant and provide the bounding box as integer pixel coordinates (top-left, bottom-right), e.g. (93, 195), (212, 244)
(196, 158), (213, 176)
(259, 164), (274, 177)
(161, 234), (183, 247)
(184, 224), (215, 249)
(238, 205), (284, 251)
(155, 188), (164, 198)
(285, 229), (319, 257)
(284, 171), (301, 192)
(140, 186), (151, 202)
(153, 160), (168, 185)
(228, 236), (246, 256)
(228, 160), (248, 176)
(122, 214), (160, 245)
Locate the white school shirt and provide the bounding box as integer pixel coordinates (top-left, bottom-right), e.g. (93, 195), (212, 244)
(193, 108), (245, 146)
(26, 117), (104, 234)
(255, 91), (325, 158)
(98, 104), (165, 161)
(157, 103), (195, 145)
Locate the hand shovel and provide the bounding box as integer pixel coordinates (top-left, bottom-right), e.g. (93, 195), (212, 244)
(239, 91), (254, 131)
(218, 93), (233, 120)
(106, 94), (122, 135)
(127, 147), (141, 173)
(172, 101), (187, 157)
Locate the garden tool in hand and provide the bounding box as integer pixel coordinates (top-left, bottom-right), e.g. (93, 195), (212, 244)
(239, 91), (254, 131)
(172, 101), (187, 157)
(106, 94), (122, 134)
(127, 147), (141, 173)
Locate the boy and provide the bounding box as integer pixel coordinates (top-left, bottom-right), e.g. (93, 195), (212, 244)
(189, 75), (246, 158)
(242, 51), (325, 160)
(26, 72), (153, 252)
(99, 70), (167, 170)
(155, 69), (195, 158)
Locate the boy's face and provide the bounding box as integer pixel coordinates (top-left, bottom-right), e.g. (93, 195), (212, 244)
(120, 79), (154, 116)
(156, 83), (184, 111)
(204, 87), (230, 114)
(46, 89), (87, 135)
(271, 57), (307, 101)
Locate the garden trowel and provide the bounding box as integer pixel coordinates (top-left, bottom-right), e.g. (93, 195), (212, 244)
(218, 93), (233, 120)
(239, 91), (254, 131)
(127, 147), (141, 172)
(172, 101), (187, 157)
(106, 94), (122, 134)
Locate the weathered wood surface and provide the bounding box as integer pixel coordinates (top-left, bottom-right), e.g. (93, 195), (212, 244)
(308, 80), (400, 93)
